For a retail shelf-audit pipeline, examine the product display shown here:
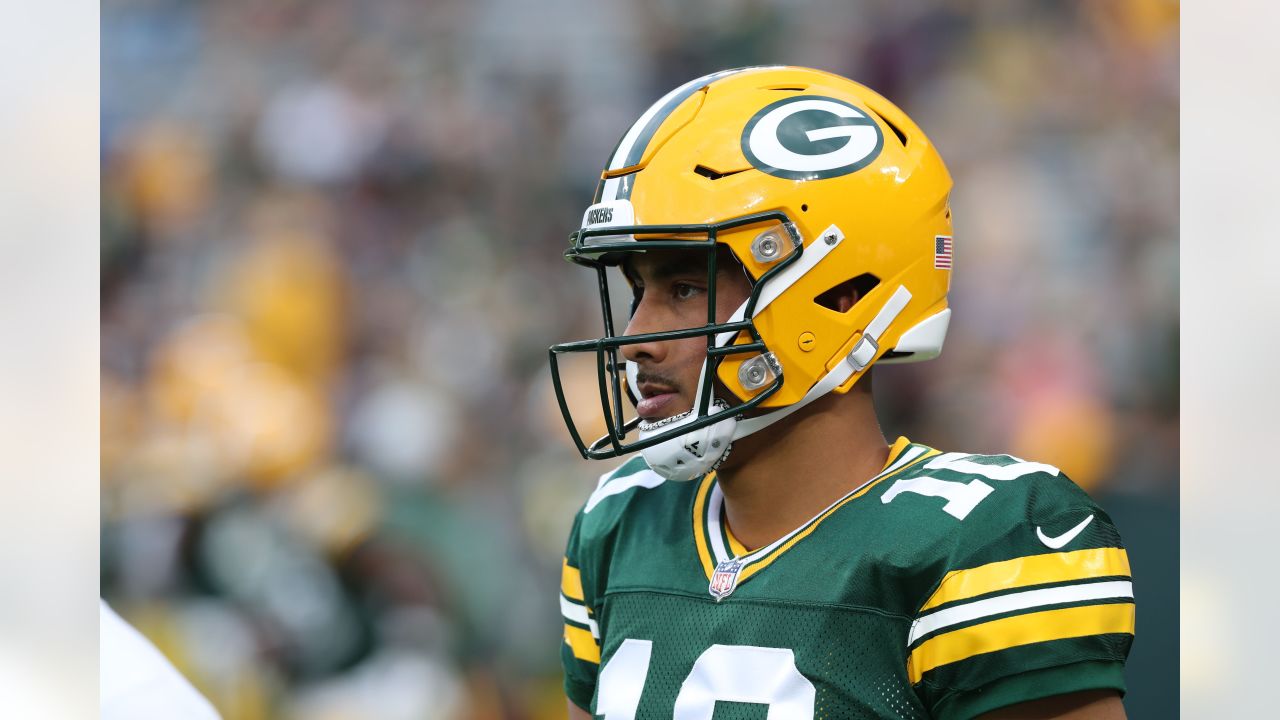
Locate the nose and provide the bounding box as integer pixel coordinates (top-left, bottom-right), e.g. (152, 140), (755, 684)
(620, 296), (669, 364)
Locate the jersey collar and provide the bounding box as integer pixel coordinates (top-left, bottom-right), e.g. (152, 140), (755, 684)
(692, 436), (938, 594)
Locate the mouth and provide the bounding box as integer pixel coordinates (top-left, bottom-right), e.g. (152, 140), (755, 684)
(634, 380), (682, 421)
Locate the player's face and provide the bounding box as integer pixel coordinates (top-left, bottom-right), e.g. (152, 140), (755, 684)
(620, 248), (752, 422)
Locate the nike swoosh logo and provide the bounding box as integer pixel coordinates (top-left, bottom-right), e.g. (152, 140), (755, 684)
(1036, 514), (1095, 549)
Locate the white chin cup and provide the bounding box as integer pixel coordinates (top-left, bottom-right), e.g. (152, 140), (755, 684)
(638, 400), (737, 482)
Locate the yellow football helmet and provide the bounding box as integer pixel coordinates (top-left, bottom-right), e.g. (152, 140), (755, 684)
(550, 66), (954, 480)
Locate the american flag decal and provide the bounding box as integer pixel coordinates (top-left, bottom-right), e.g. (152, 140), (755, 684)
(934, 235), (953, 269)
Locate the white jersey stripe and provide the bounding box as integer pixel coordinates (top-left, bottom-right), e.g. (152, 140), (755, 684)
(707, 484), (730, 562)
(585, 468), (666, 514)
(882, 445), (930, 476)
(908, 580), (1134, 646)
(560, 594), (600, 640)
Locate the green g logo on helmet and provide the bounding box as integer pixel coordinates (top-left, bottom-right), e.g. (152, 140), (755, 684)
(741, 95), (884, 181)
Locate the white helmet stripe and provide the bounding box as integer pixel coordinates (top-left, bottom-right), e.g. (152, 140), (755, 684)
(609, 68), (748, 171)
(600, 66), (784, 202)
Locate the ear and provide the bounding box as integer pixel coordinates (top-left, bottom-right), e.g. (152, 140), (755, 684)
(836, 291), (858, 314)
(815, 278), (865, 314)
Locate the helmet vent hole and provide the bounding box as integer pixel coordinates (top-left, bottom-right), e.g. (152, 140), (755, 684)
(694, 165), (747, 181)
(801, 204), (809, 212)
(872, 111), (908, 148)
(814, 273), (880, 313)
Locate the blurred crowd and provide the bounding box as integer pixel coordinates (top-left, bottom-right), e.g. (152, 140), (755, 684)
(101, 1), (1178, 718)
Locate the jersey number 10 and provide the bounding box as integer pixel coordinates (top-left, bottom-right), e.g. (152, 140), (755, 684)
(597, 639), (816, 719)
(881, 453), (1056, 520)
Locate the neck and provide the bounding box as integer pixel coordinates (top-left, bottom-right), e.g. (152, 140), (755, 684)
(714, 390), (888, 552)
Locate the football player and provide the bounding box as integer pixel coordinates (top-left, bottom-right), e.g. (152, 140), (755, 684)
(549, 67), (1133, 719)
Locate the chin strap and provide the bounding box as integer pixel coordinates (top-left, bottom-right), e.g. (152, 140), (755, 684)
(716, 223), (846, 348)
(732, 285), (912, 440)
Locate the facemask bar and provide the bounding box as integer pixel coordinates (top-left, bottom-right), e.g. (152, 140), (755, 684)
(548, 210), (803, 460)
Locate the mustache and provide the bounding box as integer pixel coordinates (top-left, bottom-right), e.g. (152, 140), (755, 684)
(632, 370), (682, 393)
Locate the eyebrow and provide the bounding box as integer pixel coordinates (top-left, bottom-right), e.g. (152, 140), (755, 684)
(624, 254), (709, 284)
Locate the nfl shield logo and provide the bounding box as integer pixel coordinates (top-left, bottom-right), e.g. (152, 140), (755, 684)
(709, 559), (744, 601)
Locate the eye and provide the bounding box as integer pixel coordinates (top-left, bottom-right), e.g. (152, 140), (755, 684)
(672, 282), (703, 301)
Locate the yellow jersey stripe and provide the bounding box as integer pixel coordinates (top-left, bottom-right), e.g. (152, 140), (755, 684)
(919, 547), (1132, 612)
(564, 624), (601, 664)
(884, 436), (913, 470)
(725, 523), (749, 557)
(693, 473), (718, 579)
(907, 601), (1135, 684)
(738, 448), (941, 583)
(561, 558), (585, 602)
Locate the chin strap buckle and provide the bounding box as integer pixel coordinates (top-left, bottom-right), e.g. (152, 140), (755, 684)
(845, 285), (912, 372)
(846, 334), (880, 371)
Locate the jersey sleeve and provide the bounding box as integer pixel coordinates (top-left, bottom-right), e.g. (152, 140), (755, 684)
(560, 508), (601, 712)
(908, 462), (1135, 720)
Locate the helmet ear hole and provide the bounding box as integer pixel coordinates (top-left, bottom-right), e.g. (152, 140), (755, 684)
(814, 273), (880, 313)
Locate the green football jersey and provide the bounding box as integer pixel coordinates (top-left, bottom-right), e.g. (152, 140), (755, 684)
(560, 438), (1134, 720)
